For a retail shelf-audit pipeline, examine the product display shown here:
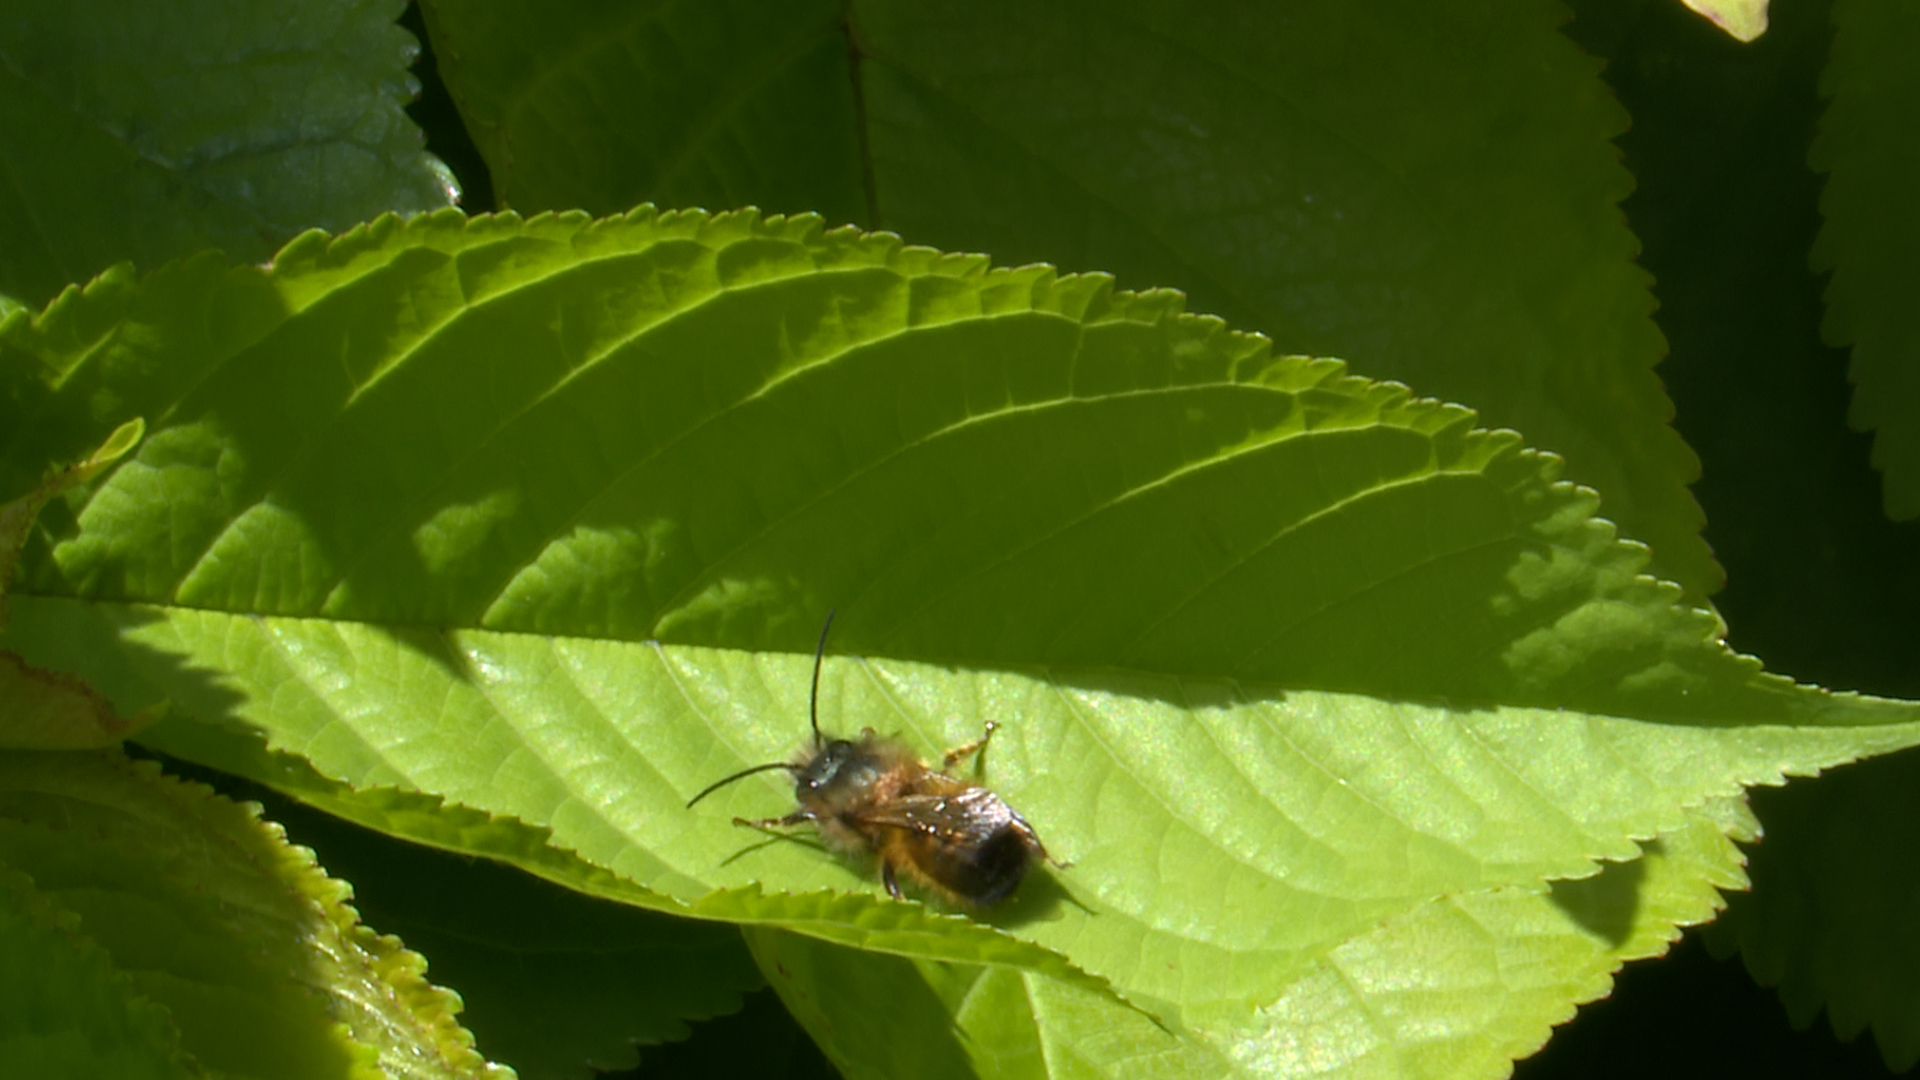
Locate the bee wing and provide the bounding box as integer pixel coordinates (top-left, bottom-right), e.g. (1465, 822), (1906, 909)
(851, 788), (1018, 845)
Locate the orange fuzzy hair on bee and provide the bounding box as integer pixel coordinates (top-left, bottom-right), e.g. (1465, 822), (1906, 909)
(685, 612), (1063, 906)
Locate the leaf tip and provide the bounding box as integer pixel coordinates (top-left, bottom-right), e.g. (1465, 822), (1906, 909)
(1680, 0), (1769, 42)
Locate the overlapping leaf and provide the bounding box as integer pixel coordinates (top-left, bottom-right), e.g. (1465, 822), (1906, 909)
(0, 750), (505, 1080)
(1675, 2), (1920, 1067)
(6, 211), (1920, 1076)
(420, 0), (1709, 600)
(0, 0), (455, 307)
(0, 862), (196, 1080)
(1708, 749), (1920, 1073)
(1812, 0), (1920, 520)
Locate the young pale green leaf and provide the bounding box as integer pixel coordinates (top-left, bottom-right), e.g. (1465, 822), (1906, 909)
(0, 750), (507, 1080)
(1, 416), (144, 616)
(0, 863), (198, 1080)
(419, 0), (1709, 600)
(6, 210), (1920, 1078)
(0, 0), (455, 306)
(1679, 0), (1771, 41)
(1, 416), (148, 749)
(1811, 0), (1920, 520)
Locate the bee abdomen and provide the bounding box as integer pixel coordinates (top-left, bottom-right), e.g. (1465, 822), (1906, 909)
(924, 823), (1037, 906)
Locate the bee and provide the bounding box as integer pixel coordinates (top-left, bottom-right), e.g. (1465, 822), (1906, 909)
(685, 612), (1063, 906)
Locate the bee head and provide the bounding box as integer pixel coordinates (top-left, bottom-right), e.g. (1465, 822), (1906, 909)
(794, 737), (860, 796)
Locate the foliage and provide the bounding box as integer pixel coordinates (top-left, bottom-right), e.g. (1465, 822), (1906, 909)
(2, 1), (1918, 1078)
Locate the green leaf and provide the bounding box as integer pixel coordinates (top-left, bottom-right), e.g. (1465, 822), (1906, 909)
(0, 0), (456, 306)
(0, 862), (199, 1080)
(419, 0), (1711, 601)
(6, 212), (1919, 1077)
(0, 749), (507, 1080)
(1811, 0), (1920, 519)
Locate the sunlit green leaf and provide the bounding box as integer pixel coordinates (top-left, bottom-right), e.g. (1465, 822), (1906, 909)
(750, 798), (1757, 1079)
(5, 211), (1920, 1077)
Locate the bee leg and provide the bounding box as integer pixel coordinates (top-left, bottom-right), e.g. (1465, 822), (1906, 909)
(941, 719), (1000, 771)
(882, 860), (904, 900)
(732, 811), (812, 830)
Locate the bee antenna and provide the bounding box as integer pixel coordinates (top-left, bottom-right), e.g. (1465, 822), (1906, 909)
(809, 609), (836, 749)
(685, 760), (798, 808)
